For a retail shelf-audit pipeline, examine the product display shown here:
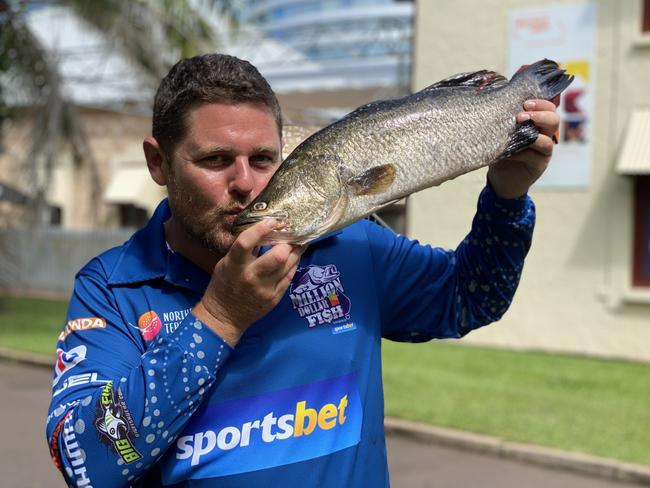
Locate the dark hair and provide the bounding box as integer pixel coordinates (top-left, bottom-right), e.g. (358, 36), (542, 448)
(152, 53), (282, 158)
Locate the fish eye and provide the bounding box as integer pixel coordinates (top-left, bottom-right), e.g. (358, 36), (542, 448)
(254, 202), (267, 211)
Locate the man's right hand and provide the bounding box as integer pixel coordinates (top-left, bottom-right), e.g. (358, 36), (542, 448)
(193, 219), (305, 347)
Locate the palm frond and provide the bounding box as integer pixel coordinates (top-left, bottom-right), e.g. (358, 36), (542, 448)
(66, 0), (235, 80)
(1, 0), (239, 225)
(1, 3), (65, 220)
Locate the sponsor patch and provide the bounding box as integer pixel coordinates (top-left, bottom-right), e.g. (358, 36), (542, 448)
(138, 310), (163, 341)
(289, 265), (352, 328)
(53, 345), (87, 386)
(62, 413), (93, 486)
(162, 373), (362, 483)
(58, 317), (106, 340)
(49, 412), (93, 486)
(161, 307), (192, 334)
(48, 415), (67, 474)
(332, 322), (357, 335)
(94, 382), (142, 463)
(53, 372), (109, 398)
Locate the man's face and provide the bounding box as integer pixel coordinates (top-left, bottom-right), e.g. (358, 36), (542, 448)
(165, 102), (282, 255)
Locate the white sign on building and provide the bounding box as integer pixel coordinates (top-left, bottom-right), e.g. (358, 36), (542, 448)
(508, 3), (597, 188)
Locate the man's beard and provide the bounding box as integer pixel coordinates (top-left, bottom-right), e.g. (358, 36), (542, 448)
(166, 179), (246, 256)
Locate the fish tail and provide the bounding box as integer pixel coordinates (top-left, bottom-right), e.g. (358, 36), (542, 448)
(513, 59), (574, 100)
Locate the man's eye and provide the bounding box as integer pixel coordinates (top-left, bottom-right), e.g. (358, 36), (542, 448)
(201, 155), (229, 165)
(251, 155), (276, 166)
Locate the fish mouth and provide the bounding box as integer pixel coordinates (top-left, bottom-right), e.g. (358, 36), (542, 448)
(232, 210), (290, 234)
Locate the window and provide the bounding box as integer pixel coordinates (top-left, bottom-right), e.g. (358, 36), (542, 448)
(118, 204), (148, 229)
(633, 176), (650, 287)
(48, 205), (62, 226)
(643, 0), (650, 33)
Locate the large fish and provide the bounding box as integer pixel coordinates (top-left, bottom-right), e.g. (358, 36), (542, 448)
(234, 59), (573, 244)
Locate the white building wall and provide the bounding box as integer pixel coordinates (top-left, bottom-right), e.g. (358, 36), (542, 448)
(411, 0), (650, 362)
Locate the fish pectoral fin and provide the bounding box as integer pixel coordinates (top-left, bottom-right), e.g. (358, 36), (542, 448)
(423, 70), (508, 91)
(347, 164), (396, 196)
(493, 120), (540, 162)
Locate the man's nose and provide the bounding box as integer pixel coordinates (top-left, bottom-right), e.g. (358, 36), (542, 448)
(229, 158), (254, 195)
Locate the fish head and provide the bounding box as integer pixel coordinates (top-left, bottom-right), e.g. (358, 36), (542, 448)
(309, 264), (339, 284)
(106, 417), (126, 440)
(97, 408), (126, 440)
(233, 153), (346, 245)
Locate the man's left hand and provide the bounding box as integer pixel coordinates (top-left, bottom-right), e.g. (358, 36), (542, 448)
(487, 99), (560, 199)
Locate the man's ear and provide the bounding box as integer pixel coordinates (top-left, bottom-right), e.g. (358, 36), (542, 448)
(143, 136), (168, 186)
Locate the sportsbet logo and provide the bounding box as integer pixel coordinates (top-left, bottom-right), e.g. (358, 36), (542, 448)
(162, 374), (361, 482)
(177, 394), (349, 466)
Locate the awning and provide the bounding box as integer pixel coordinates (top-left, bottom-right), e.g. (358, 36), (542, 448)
(617, 108), (650, 175)
(0, 181), (31, 205)
(104, 166), (164, 214)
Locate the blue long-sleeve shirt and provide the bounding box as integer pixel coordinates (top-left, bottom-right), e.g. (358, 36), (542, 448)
(46, 184), (534, 487)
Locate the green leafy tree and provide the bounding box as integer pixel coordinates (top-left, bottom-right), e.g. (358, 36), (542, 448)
(0, 0), (235, 224)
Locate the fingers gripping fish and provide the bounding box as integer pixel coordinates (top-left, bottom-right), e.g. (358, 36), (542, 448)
(234, 59), (574, 244)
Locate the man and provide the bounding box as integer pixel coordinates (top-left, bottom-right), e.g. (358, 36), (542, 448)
(47, 54), (559, 487)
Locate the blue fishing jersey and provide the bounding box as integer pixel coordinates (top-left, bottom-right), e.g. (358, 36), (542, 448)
(46, 184), (535, 487)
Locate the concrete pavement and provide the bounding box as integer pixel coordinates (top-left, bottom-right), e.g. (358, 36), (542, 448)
(1, 359), (61, 487)
(2, 358), (648, 487)
(387, 434), (648, 488)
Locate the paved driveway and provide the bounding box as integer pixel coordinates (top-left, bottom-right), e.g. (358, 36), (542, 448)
(2, 360), (646, 487)
(387, 434), (647, 487)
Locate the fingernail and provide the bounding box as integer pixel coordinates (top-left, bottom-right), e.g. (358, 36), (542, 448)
(265, 218), (277, 228)
(517, 113), (531, 122)
(524, 100), (536, 110)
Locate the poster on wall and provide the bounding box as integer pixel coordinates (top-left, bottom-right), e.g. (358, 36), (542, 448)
(508, 3), (597, 188)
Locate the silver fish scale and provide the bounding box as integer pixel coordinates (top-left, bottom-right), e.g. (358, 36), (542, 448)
(323, 86), (527, 228)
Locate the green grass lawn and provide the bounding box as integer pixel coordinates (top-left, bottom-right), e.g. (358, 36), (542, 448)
(0, 295), (67, 355)
(383, 339), (650, 466)
(1, 295), (649, 466)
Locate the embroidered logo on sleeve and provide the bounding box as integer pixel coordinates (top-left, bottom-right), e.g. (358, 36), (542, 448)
(49, 413), (93, 486)
(289, 265), (352, 328)
(58, 317), (107, 340)
(94, 382), (142, 463)
(53, 345), (87, 386)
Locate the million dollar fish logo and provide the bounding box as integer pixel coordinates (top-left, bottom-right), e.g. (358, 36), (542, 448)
(289, 265), (351, 328)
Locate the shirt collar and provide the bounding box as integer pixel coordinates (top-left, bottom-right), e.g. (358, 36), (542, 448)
(108, 199), (171, 286)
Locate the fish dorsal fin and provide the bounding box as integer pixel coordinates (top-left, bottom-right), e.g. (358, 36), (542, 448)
(423, 70), (508, 91)
(347, 164), (396, 196)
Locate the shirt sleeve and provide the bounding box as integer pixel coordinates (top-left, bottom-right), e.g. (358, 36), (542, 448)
(45, 258), (233, 488)
(366, 183), (535, 342)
